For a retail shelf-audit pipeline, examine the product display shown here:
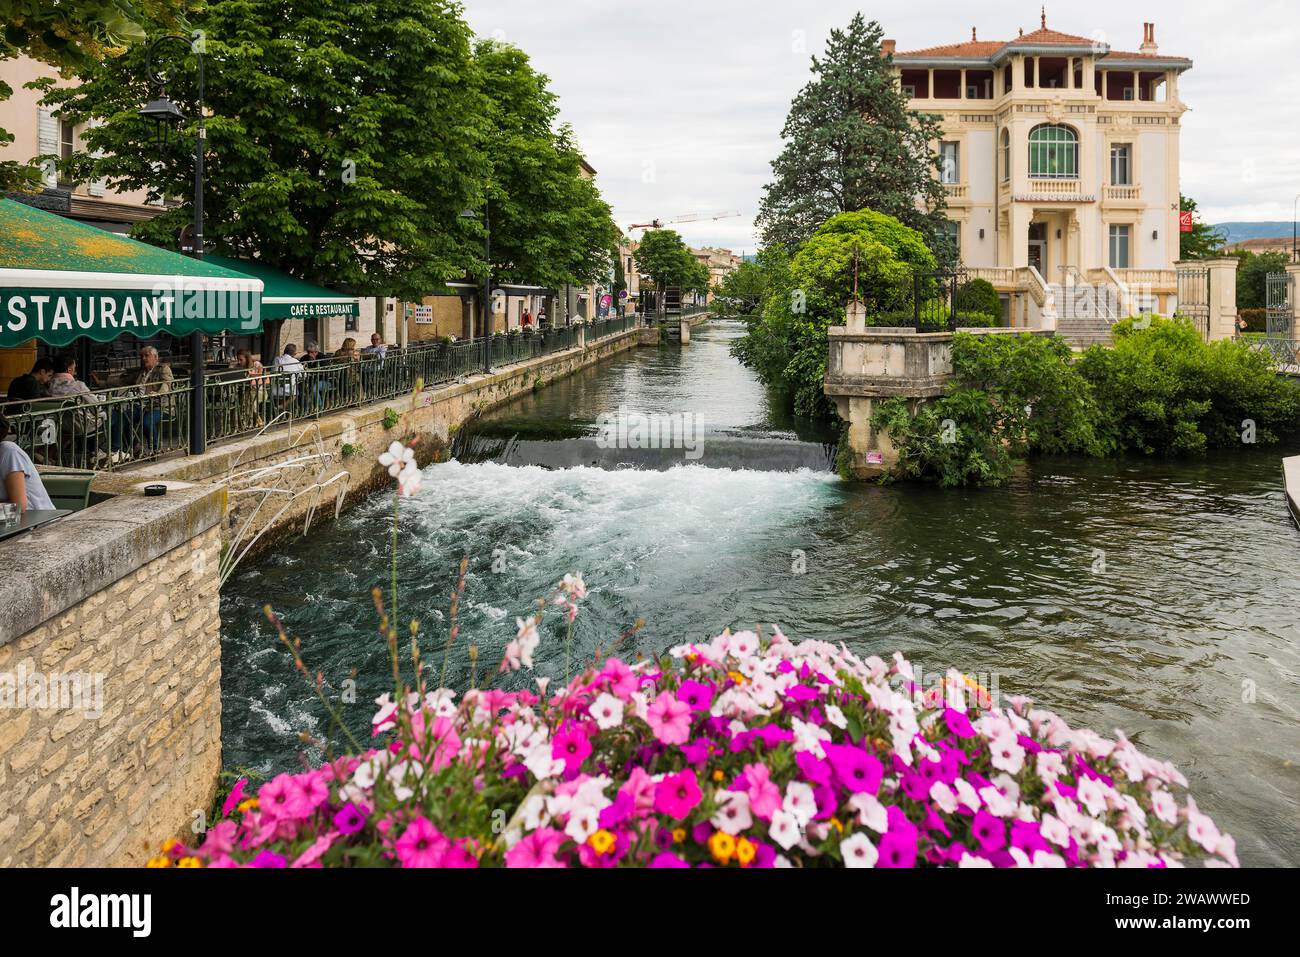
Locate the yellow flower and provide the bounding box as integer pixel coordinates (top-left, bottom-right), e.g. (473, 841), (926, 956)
(708, 830), (736, 864)
(587, 829), (616, 856)
(672, 827), (687, 844)
(177, 856), (202, 868)
(161, 837), (181, 855)
(237, 798), (260, 813)
(712, 769), (725, 783)
(145, 856), (172, 868)
(735, 837), (756, 867)
(726, 670), (749, 686)
(830, 816), (845, 834)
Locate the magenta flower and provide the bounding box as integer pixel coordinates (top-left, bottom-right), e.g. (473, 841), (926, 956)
(250, 850), (287, 868)
(395, 816), (449, 868)
(257, 773), (297, 820)
(677, 679), (714, 712)
(505, 828), (567, 868)
(600, 658), (638, 699)
(552, 725), (593, 776)
(333, 802), (369, 836)
(971, 810), (1005, 852)
(822, 743), (883, 795)
(654, 769), (703, 819)
(650, 851), (691, 868)
(877, 830), (918, 868)
(646, 691), (693, 745)
(944, 707), (977, 739)
(222, 778), (248, 818)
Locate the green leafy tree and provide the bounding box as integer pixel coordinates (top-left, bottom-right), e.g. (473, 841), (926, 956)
(1230, 249), (1288, 311)
(1178, 195), (1226, 260)
(44, 0), (489, 301)
(755, 14), (950, 264)
(474, 40), (617, 290)
(733, 210), (936, 416)
(633, 228), (697, 315)
(0, 0), (183, 190)
(712, 260), (769, 317)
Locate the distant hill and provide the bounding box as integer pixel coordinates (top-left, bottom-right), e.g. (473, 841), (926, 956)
(1214, 222), (1293, 245)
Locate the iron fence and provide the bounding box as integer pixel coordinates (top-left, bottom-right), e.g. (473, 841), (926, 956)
(1241, 335), (1300, 373)
(2, 317), (641, 471)
(1266, 272), (1294, 337)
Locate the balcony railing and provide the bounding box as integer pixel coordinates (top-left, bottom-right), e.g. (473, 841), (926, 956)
(1103, 184), (1142, 202)
(1026, 179), (1083, 195)
(1, 317), (643, 472)
(943, 183), (969, 199)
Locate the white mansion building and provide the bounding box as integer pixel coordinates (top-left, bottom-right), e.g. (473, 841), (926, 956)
(888, 16), (1192, 334)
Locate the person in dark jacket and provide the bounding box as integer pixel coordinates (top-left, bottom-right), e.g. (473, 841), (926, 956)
(6, 358), (54, 401)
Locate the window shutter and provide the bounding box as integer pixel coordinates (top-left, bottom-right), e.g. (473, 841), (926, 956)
(88, 118), (106, 197)
(37, 108), (59, 187)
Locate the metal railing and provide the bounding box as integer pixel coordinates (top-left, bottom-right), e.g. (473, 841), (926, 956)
(1241, 336), (1300, 374)
(2, 318), (642, 471)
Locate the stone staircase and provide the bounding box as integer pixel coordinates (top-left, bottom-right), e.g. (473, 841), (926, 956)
(1051, 271), (1122, 349)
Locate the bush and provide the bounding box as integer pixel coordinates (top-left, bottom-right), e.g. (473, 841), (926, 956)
(1076, 316), (1300, 455)
(151, 579), (1237, 868)
(955, 278), (1000, 320)
(954, 311), (998, 328)
(872, 332), (1100, 486)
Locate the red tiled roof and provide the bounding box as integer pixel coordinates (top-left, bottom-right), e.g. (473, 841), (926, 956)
(896, 27), (1186, 62)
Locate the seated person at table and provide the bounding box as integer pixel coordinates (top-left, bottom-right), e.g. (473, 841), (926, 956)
(0, 414), (54, 512)
(6, 358), (54, 401)
(47, 354), (106, 439)
(362, 333), (387, 358)
(110, 346), (173, 456)
(273, 343), (305, 409)
(302, 341), (329, 363)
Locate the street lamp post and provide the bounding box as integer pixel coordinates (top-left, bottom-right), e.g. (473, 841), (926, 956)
(1293, 193), (1299, 264)
(140, 33), (207, 455)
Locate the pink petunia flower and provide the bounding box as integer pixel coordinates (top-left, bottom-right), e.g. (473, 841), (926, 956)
(654, 770), (702, 819)
(505, 828), (568, 868)
(394, 816), (449, 868)
(646, 691), (693, 745)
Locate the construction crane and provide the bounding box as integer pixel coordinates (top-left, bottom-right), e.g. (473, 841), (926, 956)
(627, 211), (742, 233)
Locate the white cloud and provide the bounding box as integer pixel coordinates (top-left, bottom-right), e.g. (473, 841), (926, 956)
(463, 0), (1300, 244)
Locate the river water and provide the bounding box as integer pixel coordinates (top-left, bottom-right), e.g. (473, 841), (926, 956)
(221, 320), (1300, 866)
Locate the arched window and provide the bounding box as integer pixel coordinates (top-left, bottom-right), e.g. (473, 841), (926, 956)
(1000, 129), (1011, 183)
(1027, 124), (1078, 179)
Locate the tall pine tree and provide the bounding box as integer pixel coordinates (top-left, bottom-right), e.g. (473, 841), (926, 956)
(756, 14), (950, 264)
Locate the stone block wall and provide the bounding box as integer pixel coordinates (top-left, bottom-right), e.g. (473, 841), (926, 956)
(0, 486), (224, 866)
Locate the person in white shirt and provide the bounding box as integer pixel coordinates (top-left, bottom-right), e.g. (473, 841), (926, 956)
(273, 343), (305, 404)
(362, 333), (388, 358)
(0, 414), (54, 512)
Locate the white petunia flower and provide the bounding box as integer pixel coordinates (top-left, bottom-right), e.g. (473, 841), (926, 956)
(378, 440), (415, 477)
(839, 832), (878, 868)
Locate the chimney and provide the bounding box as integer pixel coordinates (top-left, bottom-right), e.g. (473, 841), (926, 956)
(1140, 22), (1158, 53)
(881, 38), (896, 56)
(972, 27), (977, 42)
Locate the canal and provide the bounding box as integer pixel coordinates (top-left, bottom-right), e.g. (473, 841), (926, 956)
(221, 319), (1300, 866)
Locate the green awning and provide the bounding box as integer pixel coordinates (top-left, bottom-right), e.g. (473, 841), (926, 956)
(0, 198), (263, 348)
(204, 255), (359, 322)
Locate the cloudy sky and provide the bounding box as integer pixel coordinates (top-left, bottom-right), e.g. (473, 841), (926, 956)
(462, 0), (1300, 250)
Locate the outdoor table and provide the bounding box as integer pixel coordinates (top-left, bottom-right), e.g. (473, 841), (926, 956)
(0, 508), (72, 542)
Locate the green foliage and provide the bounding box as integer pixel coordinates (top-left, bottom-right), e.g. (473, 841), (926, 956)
(382, 407), (400, 431)
(633, 229), (704, 309)
(45, 0), (490, 300)
(732, 211), (936, 417)
(873, 318), (1300, 485)
(1077, 316), (1300, 455)
(756, 13), (950, 265)
(1178, 195), (1227, 261)
(340, 443), (358, 459)
(0, 0), (183, 190)
(711, 260), (768, 317)
(956, 279), (1000, 320)
(474, 40), (618, 289)
(1230, 249), (1288, 311)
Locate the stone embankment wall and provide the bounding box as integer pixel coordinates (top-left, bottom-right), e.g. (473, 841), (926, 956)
(0, 484), (224, 866)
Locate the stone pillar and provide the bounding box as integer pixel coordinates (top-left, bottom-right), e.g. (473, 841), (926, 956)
(1205, 257), (1240, 341)
(1286, 263), (1300, 336)
(679, 318), (690, 344)
(577, 323), (587, 350)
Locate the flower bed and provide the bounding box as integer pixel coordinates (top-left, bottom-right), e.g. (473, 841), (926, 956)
(154, 583), (1237, 868)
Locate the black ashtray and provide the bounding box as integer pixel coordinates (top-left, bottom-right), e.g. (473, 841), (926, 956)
(143, 484), (168, 497)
